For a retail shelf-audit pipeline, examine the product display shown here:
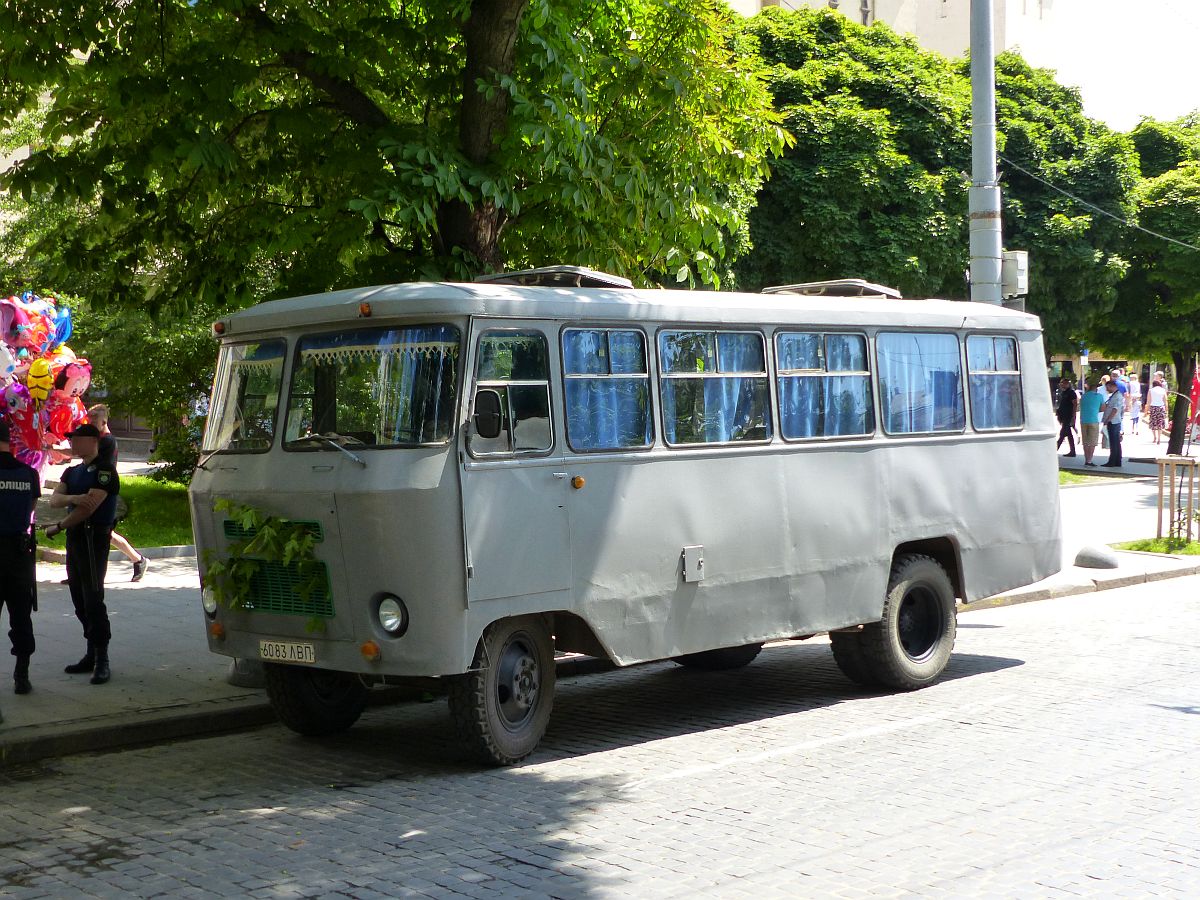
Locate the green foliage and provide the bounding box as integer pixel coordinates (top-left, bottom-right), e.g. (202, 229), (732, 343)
(988, 53), (1138, 354)
(1091, 163), (1200, 360)
(736, 9), (1138, 354)
(68, 300), (217, 482)
(202, 499), (326, 628)
(0, 0), (786, 308)
(1130, 115), (1200, 179)
(737, 9), (970, 299)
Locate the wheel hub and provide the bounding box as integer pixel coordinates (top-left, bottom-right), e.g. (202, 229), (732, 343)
(495, 636), (541, 727)
(898, 586), (942, 661)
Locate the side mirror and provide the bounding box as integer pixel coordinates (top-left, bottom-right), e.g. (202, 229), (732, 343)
(473, 389), (503, 439)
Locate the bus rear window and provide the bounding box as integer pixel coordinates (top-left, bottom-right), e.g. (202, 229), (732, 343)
(202, 340), (286, 453)
(284, 325), (460, 449)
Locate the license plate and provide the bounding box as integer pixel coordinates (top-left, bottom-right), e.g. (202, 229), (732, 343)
(258, 640), (316, 664)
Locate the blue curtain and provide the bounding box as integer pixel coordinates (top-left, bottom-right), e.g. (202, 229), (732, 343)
(966, 336), (1023, 429)
(562, 329), (651, 451)
(877, 332), (965, 433)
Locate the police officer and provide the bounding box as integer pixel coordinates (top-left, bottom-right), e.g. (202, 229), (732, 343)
(46, 423), (120, 685)
(0, 421), (40, 695)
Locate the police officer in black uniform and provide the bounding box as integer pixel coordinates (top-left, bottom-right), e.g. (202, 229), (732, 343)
(46, 423), (120, 685)
(0, 421), (40, 696)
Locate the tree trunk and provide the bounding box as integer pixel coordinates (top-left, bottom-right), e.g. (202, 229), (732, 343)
(434, 0), (530, 273)
(1166, 348), (1196, 456)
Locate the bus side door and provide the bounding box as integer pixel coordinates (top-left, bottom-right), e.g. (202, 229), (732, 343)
(460, 323), (571, 603)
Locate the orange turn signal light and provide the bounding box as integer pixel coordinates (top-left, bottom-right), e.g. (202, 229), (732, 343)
(359, 302), (372, 318)
(212, 321), (226, 335)
(209, 622), (225, 641)
(360, 640), (382, 662)
(571, 476), (586, 490)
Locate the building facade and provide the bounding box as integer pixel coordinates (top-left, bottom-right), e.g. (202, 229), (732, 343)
(727, 1), (1055, 58)
(728, 1), (1198, 130)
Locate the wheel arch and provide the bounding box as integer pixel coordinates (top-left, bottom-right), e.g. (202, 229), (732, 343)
(464, 610), (614, 667)
(891, 537), (964, 600)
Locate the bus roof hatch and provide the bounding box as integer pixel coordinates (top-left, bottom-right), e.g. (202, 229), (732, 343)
(762, 279), (902, 300)
(474, 266), (634, 289)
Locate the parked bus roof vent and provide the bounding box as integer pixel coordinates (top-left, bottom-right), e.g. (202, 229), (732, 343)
(474, 266), (634, 289)
(761, 278), (902, 300)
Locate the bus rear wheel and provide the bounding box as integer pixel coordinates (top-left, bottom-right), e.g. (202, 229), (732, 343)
(673, 642), (764, 671)
(859, 554), (957, 690)
(448, 616), (555, 766)
(263, 664), (369, 736)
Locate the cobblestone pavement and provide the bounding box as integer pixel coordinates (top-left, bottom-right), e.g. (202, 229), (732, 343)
(2, 579), (1198, 899)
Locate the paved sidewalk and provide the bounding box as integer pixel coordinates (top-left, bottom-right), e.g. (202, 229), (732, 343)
(3, 465), (1199, 767)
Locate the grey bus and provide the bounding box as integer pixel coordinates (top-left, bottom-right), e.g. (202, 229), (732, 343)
(190, 269), (1061, 765)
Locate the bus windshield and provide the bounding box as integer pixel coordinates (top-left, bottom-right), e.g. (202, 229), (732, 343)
(283, 324), (460, 448)
(202, 340), (287, 454)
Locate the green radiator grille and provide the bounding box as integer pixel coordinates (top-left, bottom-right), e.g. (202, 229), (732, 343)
(223, 520), (324, 541)
(244, 560), (334, 618)
(221, 519), (333, 618)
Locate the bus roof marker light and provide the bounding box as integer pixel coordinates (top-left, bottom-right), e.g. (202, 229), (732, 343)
(212, 321), (226, 335)
(359, 302), (372, 317)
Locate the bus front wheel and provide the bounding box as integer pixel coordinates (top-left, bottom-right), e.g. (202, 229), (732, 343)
(859, 554), (957, 690)
(263, 664), (369, 736)
(448, 616), (555, 766)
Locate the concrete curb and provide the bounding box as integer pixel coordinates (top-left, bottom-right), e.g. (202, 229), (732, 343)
(0, 695), (276, 769)
(36, 545), (197, 564)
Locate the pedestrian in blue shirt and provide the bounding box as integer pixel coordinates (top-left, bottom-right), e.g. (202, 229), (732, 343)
(45, 423), (120, 685)
(1078, 379), (1104, 466)
(0, 422), (40, 696)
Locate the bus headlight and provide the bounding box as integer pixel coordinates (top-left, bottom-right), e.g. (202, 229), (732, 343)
(202, 586), (218, 618)
(376, 594), (409, 636)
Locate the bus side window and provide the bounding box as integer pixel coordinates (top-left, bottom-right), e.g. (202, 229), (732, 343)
(562, 328), (653, 452)
(659, 330), (771, 446)
(469, 330), (553, 456)
(877, 332), (966, 434)
(777, 332), (874, 440)
(967, 335), (1023, 430)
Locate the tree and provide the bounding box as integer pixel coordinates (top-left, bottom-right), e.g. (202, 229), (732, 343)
(1089, 163), (1200, 455)
(1130, 115), (1200, 179)
(736, 9), (972, 299)
(987, 53), (1138, 355)
(0, 0), (786, 312)
(735, 9), (1138, 355)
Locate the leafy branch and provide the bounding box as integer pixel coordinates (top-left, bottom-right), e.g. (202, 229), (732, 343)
(201, 498), (327, 630)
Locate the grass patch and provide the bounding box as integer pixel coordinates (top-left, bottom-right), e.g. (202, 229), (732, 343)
(1059, 470), (1109, 486)
(41, 475), (193, 550)
(1113, 537), (1200, 555)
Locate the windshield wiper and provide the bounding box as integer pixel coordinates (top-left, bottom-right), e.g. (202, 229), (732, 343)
(292, 432), (368, 467)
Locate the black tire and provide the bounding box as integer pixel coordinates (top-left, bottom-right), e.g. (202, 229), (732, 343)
(673, 642), (764, 671)
(860, 554), (957, 690)
(829, 631), (879, 687)
(263, 664), (369, 736)
(448, 616), (555, 766)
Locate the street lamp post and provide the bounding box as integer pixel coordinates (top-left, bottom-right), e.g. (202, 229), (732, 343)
(969, 0), (1004, 305)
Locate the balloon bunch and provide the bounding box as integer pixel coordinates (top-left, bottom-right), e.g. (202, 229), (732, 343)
(1, 292), (91, 476)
